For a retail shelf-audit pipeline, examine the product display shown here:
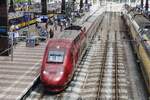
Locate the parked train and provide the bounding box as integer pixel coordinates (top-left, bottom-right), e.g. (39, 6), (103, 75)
(40, 9), (104, 92)
(123, 4), (150, 93)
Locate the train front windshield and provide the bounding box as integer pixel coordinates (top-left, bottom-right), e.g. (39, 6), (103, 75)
(47, 51), (65, 63)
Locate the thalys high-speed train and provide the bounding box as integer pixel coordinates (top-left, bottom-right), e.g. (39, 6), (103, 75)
(40, 9), (104, 92)
(123, 5), (150, 93)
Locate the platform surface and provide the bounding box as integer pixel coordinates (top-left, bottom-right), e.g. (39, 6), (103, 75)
(0, 42), (46, 100)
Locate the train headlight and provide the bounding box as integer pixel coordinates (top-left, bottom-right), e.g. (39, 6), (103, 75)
(43, 70), (48, 75)
(53, 67), (64, 81)
(57, 67), (64, 75)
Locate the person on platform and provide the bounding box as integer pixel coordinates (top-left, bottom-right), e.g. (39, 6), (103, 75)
(49, 28), (54, 38)
(45, 22), (48, 31)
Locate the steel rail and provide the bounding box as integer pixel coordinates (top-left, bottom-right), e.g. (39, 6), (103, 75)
(96, 34), (109, 99)
(115, 31), (119, 100)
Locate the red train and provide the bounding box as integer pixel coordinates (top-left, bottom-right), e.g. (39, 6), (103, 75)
(40, 26), (86, 92)
(40, 10), (104, 92)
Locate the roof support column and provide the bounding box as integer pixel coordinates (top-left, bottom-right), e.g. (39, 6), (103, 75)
(145, 0), (149, 11)
(141, 0), (143, 9)
(79, 0), (83, 12)
(61, 0), (66, 14)
(9, 0), (15, 12)
(41, 0), (47, 15)
(0, 0), (9, 56)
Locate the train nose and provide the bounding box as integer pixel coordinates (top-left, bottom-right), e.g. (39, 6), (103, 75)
(41, 66), (64, 85)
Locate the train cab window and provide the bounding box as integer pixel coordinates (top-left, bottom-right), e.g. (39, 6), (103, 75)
(47, 51), (65, 63)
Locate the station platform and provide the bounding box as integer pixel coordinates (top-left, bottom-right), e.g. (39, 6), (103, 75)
(0, 42), (46, 100)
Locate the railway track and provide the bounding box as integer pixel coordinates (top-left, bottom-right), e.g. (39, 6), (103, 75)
(24, 12), (129, 100)
(96, 32), (128, 99)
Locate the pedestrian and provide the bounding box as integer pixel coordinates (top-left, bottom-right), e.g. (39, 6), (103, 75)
(45, 22), (48, 31)
(11, 29), (18, 48)
(63, 19), (67, 28)
(49, 28), (54, 38)
(54, 21), (57, 30)
(60, 22), (63, 32)
(48, 18), (53, 25)
(35, 22), (38, 28)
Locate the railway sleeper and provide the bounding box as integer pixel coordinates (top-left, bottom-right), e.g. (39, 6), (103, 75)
(73, 75), (87, 81)
(69, 81), (84, 87)
(101, 79), (127, 83)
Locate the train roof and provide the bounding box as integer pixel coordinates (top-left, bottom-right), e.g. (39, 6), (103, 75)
(56, 30), (79, 39)
(93, 8), (105, 15)
(55, 25), (82, 41)
(47, 39), (72, 49)
(82, 11), (104, 32)
(86, 15), (98, 22)
(82, 21), (93, 31)
(85, 11), (103, 23)
(129, 11), (150, 28)
(134, 16), (150, 29)
(83, 13), (103, 30)
(52, 9), (104, 42)
(76, 8), (104, 25)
